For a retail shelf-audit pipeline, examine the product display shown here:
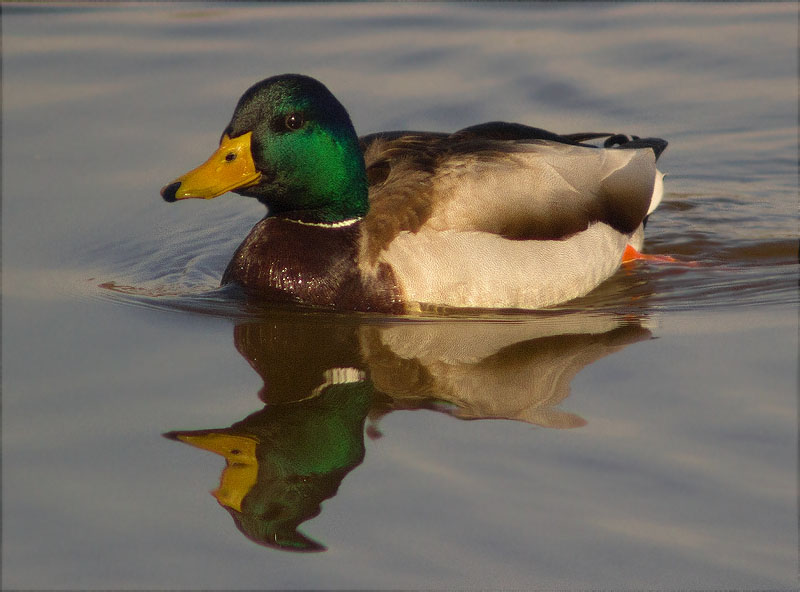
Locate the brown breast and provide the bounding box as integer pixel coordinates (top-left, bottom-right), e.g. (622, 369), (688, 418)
(221, 217), (405, 313)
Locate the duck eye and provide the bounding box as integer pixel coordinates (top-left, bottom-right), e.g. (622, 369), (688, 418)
(284, 112), (304, 131)
(225, 152), (236, 162)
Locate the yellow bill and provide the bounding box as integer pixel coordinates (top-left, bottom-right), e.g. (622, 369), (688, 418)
(161, 132), (261, 202)
(175, 432), (259, 512)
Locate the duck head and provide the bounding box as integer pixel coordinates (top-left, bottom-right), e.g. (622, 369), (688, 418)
(161, 74), (368, 223)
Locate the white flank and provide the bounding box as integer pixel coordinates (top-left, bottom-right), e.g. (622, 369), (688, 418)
(380, 222), (627, 310)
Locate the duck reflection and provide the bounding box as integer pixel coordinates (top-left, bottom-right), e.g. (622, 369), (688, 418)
(166, 310), (652, 552)
(165, 376), (370, 552)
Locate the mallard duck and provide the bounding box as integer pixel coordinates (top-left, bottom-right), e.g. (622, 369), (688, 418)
(161, 74), (668, 313)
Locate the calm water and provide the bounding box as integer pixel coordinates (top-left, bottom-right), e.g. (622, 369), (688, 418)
(3, 3), (798, 589)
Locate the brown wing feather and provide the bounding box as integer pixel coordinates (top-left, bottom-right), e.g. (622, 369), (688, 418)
(360, 135), (441, 265)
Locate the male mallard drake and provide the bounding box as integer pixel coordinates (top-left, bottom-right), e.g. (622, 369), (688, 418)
(161, 74), (667, 314)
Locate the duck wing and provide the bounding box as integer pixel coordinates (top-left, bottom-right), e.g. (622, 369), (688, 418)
(359, 125), (665, 264)
(425, 137), (659, 239)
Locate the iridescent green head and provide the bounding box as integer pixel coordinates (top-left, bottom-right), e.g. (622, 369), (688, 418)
(161, 74), (368, 223)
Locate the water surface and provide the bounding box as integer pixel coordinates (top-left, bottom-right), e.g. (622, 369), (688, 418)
(2, 3), (797, 589)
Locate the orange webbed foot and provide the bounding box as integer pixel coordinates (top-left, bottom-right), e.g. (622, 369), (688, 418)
(622, 244), (679, 264)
